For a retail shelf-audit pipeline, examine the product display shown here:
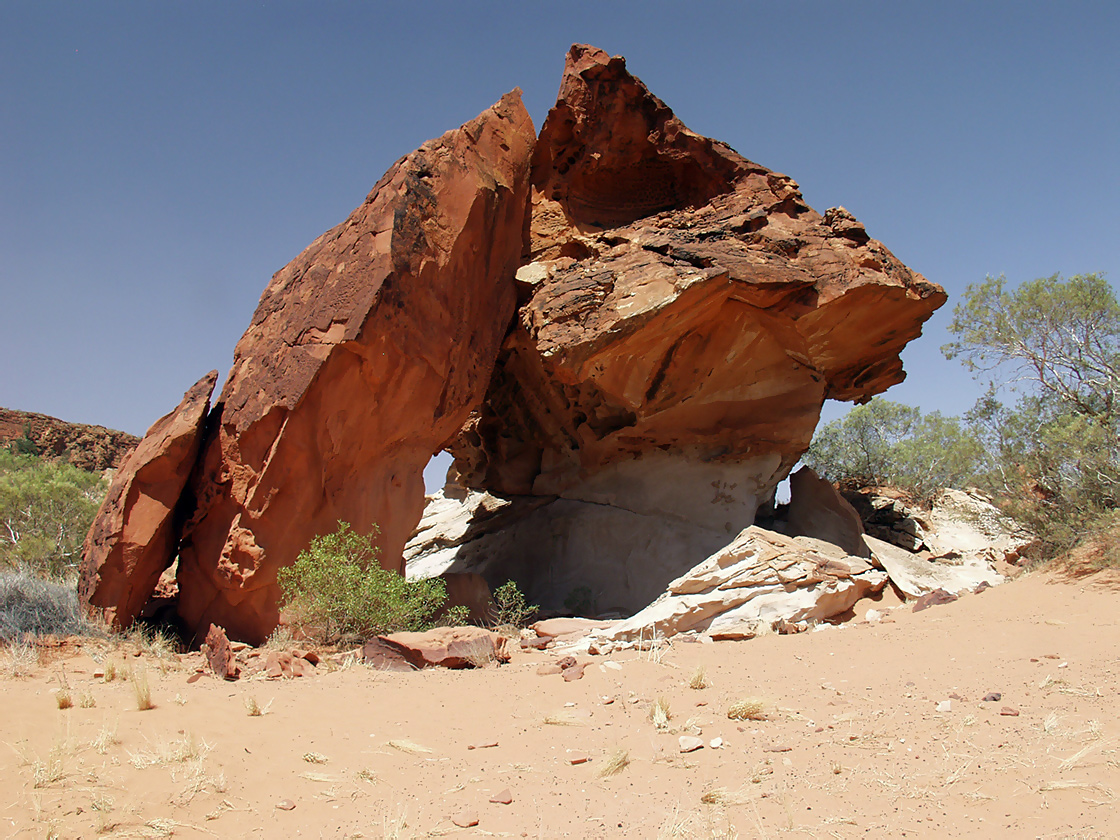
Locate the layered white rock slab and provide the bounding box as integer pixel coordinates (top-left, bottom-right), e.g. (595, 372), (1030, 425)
(924, 489), (1035, 562)
(865, 534), (1003, 598)
(595, 526), (886, 642)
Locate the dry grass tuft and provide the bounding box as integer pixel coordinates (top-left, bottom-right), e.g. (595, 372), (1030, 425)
(1038, 780), (1115, 797)
(32, 744), (66, 788)
(244, 696), (271, 716)
(727, 697), (767, 721)
(387, 739), (432, 755)
(2, 641), (37, 678)
(143, 817), (177, 838)
(129, 733), (210, 768)
(381, 805), (409, 840)
(172, 764), (228, 806)
(542, 710), (585, 727)
(688, 665), (709, 690)
(650, 696), (672, 731)
(1058, 741), (1106, 772)
(700, 786), (752, 806)
(132, 664), (153, 711)
(356, 768), (377, 783)
(54, 667), (73, 709)
(657, 802), (695, 839)
(599, 747), (630, 778)
(91, 720), (120, 754)
(302, 751), (328, 764)
(264, 625), (295, 650)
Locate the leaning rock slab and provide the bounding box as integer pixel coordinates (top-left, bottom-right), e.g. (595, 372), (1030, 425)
(174, 92), (535, 644)
(79, 371), (217, 630)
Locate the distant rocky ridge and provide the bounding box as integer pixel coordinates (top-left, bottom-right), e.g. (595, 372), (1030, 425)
(0, 407), (138, 471)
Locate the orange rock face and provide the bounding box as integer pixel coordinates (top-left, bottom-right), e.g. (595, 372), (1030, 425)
(453, 46), (945, 502)
(414, 46), (945, 615)
(79, 371), (217, 629)
(173, 91), (535, 644)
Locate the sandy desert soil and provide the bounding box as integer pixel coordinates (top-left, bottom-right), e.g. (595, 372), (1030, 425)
(2, 568), (1118, 839)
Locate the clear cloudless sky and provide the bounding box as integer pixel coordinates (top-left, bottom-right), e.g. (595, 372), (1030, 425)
(2, 1), (1118, 490)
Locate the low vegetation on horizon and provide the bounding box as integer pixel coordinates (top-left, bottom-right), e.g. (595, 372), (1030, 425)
(805, 272), (1120, 562)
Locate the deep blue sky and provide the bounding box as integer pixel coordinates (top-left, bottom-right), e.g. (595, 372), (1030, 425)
(3, 2), (1118, 480)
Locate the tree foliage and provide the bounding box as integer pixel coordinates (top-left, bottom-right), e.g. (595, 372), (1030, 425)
(944, 273), (1120, 555)
(803, 398), (982, 500)
(0, 450), (107, 578)
(944, 273), (1120, 418)
(277, 521), (462, 643)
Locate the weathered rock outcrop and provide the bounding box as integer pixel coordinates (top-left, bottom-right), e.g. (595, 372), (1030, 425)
(170, 92), (535, 643)
(592, 525), (887, 643)
(414, 45), (944, 614)
(81, 45), (947, 644)
(0, 407), (138, 471)
(79, 371), (217, 629)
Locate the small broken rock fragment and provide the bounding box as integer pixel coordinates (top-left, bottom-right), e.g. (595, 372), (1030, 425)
(276, 799), (296, 811)
(452, 810), (479, 828)
(489, 789), (513, 805)
(467, 740), (499, 750)
(561, 663), (587, 681)
(913, 588), (958, 613)
(567, 751), (590, 765)
(982, 692), (1002, 702)
(1000, 707), (1020, 717)
(679, 736), (704, 753)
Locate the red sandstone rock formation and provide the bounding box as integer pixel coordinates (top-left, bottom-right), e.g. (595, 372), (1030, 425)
(452, 46), (946, 503)
(413, 45), (945, 616)
(173, 91), (535, 644)
(79, 371), (217, 629)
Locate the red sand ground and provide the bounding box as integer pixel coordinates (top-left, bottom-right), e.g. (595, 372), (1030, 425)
(2, 568), (1118, 839)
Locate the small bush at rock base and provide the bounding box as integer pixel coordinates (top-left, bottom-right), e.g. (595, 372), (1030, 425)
(491, 580), (537, 628)
(277, 521), (453, 643)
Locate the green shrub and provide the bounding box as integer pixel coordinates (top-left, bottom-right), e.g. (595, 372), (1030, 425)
(0, 450), (107, 578)
(277, 521), (454, 643)
(491, 580), (537, 628)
